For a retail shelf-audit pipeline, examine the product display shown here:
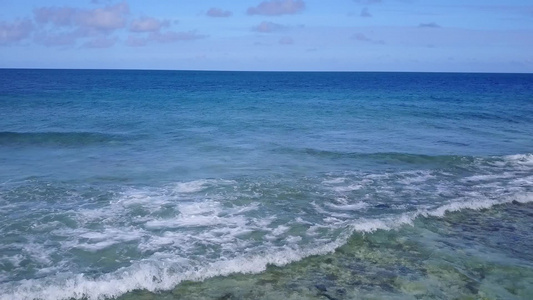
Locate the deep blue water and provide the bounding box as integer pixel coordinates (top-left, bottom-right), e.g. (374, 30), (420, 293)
(0, 70), (532, 299)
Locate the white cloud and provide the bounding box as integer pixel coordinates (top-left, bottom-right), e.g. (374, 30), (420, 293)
(33, 7), (77, 27)
(32, 2), (129, 46)
(247, 0), (305, 16)
(206, 8), (232, 18)
(76, 2), (129, 31)
(253, 21), (286, 33)
(30, 2), (209, 48)
(34, 2), (129, 32)
(149, 31), (206, 43)
(0, 19), (33, 45)
(130, 17), (169, 32)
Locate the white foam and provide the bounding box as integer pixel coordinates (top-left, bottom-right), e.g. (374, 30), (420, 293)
(490, 153), (533, 169)
(115, 189), (171, 209)
(3, 164), (533, 300)
(263, 224), (288, 241)
(461, 173), (514, 183)
(252, 215), (276, 228)
(364, 173), (391, 180)
(348, 192), (533, 234)
(58, 227), (144, 252)
(286, 235), (302, 244)
(177, 201), (219, 216)
(305, 224), (327, 236)
(397, 171), (435, 185)
(143, 200), (252, 229)
(271, 225), (289, 236)
(425, 199), (497, 218)
(325, 201), (368, 211)
(510, 175), (533, 186)
(0, 230), (351, 300)
(1, 254), (23, 268)
(511, 192), (533, 204)
(3, 191), (532, 300)
(30, 248), (53, 267)
(350, 213), (415, 233)
(174, 179), (236, 194)
(331, 184), (363, 192)
(322, 177), (346, 184)
(323, 216), (343, 224)
(146, 215), (237, 229)
(504, 153), (533, 166)
(224, 202), (260, 215)
(174, 180), (210, 193)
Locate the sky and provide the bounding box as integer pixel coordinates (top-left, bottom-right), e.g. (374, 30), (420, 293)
(1, 0), (532, 72)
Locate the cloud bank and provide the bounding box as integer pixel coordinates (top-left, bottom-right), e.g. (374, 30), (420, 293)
(34, 2), (129, 32)
(0, 1), (206, 48)
(31, 2), (129, 47)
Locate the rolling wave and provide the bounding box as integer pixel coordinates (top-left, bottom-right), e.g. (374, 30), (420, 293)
(277, 147), (532, 167)
(0, 152), (531, 300)
(1, 194), (531, 300)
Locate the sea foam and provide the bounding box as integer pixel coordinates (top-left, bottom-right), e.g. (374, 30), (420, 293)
(2, 152), (532, 300)
(2, 192), (532, 300)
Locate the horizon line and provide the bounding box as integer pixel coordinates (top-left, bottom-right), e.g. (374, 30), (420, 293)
(1, 67), (531, 75)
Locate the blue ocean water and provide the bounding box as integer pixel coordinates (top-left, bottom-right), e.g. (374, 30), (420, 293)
(0, 70), (532, 299)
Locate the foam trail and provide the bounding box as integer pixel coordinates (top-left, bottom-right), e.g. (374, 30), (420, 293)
(350, 192), (533, 234)
(2, 192), (532, 300)
(1, 234), (351, 300)
(503, 153), (533, 166)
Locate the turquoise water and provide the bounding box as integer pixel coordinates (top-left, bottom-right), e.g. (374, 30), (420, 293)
(0, 70), (532, 299)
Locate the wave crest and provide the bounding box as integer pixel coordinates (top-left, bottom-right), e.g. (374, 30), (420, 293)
(2, 192), (531, 300)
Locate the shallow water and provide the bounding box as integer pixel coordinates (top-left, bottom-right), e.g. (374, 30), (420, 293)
(122, 201), (533, 300)
(0, 70), (532, 299)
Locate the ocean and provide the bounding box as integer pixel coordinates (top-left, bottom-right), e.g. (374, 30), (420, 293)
(0, 70), (532, 300)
